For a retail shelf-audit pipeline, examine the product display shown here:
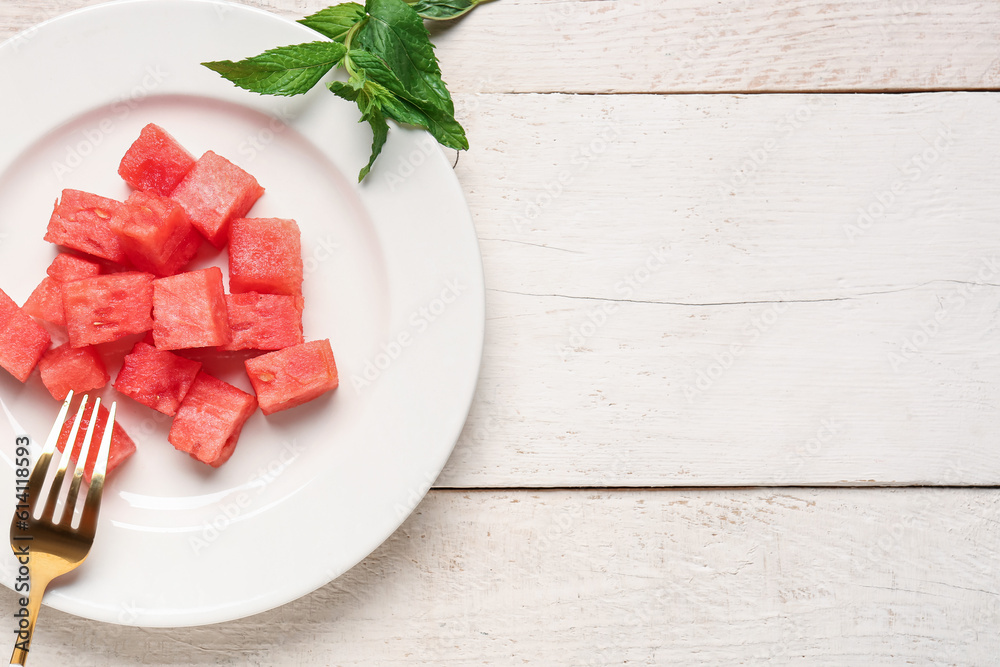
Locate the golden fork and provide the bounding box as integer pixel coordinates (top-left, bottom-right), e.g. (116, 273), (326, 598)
(9, 391), (116, 665)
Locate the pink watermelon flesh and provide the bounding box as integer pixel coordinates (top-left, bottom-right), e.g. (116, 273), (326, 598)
(47, 253), (101, 282)
(22, 277), (66, 326)
(44, 190), (129, 264)
(110, 190), (201, 276)
(0, 288), (51, 382)
(244, 339), (338, 416)
(228, 218), (303, 296)
(38, 343), (109, 401)
(56, 402), (135, 483)
(118, 123), (196, 196)
(152, 267), (231, 350)
(168, 371), (257, 467)
(222, 292), (304, 351)
(170, 151), (264, 248)
(114, 341), (201, 416)
(25, 254), (104, 326)
(63, 272), (154, 347)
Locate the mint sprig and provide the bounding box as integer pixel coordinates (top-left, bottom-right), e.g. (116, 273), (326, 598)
(202, 0), (487, 181)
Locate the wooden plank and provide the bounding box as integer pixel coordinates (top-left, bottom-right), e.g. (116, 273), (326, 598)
(4, 488), (997, 664)
(432, 91), (1000, 486)
(432, 0), (1000, 93)
(3, 1), (1000, 93)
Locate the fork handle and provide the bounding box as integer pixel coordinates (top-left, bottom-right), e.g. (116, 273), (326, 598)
(10, 572), (54, 666)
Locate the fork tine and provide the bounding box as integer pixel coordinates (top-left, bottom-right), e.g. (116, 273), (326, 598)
(63, 397), (101, 524)
(77, 401), (115, 539)
(22, 391), (75, 518)
(39, 395), (88, 523)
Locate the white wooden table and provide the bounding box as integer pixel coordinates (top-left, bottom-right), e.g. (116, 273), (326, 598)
(3, 1), (1000, 664)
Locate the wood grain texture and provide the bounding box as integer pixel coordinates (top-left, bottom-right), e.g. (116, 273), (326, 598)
(1, 488), (997, 665)
(0, 2), (997, 665)
(3, 0), (1000, 93)
(430, 0), (1000, 93)
(435, 91), (1000, 487)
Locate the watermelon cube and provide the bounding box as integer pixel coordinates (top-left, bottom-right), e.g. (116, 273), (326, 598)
(244, 339), (338, 415)
(56, 402), (135, 483)
(114, 341), (201, 416)
(22, 277), (66, 326)
(109, 191), (201, 276)
(23, 254), (103, 326)
(152, 267), (231, 350)
(222, 293), (304, 351)
(38, 343), (109, 401)
(118, 123), (196, 196)
(44, 190), (129, 264)
(46, 253), (101, 282)
(228, 218), (303, 297)
(170, 151), (264, 248)
(24, 254), (104, 326)
(0, 288), (51, 382)
(168, 371), (257, 467)
(63, 272), (154, 347)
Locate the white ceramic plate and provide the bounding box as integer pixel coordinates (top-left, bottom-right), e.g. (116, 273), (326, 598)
(0, 0), (484, 627)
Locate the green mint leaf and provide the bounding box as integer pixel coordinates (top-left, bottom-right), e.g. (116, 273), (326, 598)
(347, 50), (410, 97)
(298, 3), (367, 42)
(398, 97), (468, 150)
(330, 74), (379, 117)
(202, 42), (347, 96)
(357, 0), (454, 115)
(332, 73), (428, 130)
(328, 80), (362, 103)
(360, 110), (390, 181)
(375, 92), (434, 130)
(347, 49), (467, 150)
(330, 78), (401, 180)
(409, 0), (483, 20)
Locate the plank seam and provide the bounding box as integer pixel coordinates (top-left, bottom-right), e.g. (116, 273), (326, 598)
(428, 485), (1000, 491)
(474, 89), (1000, 96)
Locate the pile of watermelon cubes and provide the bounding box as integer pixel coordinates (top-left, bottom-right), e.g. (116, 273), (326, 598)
(0, 124), (339, 474)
